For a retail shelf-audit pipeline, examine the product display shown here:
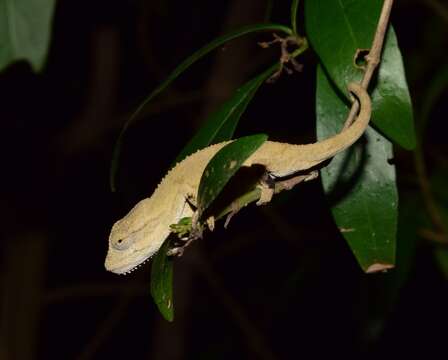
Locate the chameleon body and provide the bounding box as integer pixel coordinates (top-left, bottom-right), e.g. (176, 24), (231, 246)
(105, 83), (371, 274)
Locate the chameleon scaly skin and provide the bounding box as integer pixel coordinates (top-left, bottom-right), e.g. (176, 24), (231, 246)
(105, 83), (371, 274)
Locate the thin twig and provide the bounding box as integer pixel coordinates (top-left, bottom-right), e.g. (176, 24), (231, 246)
(343, 0), (394, 129)
(419, 228), (448, 245)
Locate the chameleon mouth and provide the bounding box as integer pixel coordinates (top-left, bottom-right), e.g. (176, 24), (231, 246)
(119, 257), (151, 275)
(105, 249), (152, 275)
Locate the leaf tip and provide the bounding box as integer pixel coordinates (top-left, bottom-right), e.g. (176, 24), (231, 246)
(365, 263), (395, 274)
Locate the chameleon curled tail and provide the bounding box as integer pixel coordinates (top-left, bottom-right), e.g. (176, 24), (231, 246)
(105, 82), (371, 274)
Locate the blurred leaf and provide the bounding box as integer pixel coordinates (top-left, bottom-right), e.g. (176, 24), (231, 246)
(430, 166), (448, 279)
(197, 134), (267, 216)
(419, 63), (448, 132)
(392, 196), (420, 289)
(264, 0), (274, 22)
(316, 65), (397, 272)
(175, 63), (278, 163)
(290, 0), (300, 35)
(110, 23), (292, 191)
(434, 247), (448, 279)
(0, 0), (56, 72)
(150, 239), (174, 321)
(431, 165), (448, 205)
(305, 0), (416, 149)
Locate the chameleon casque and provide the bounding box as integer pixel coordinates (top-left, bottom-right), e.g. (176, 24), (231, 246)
(105, 82), (371, 274)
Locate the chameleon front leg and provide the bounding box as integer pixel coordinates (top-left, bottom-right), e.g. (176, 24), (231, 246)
(256, 172), (276, 205)
(167, 192), (215, 257)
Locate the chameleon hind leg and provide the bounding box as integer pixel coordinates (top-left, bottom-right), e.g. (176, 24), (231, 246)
(256, 170), (319, 205)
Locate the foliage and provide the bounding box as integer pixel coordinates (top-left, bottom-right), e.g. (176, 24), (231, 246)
(3, 0), (447, 343)
(115, 0), (420, 321)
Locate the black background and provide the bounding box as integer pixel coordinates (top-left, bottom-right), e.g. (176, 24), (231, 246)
(1, 1), (448, 359)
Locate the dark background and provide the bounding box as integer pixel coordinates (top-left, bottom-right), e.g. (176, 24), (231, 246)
(1, 1), (448, 359)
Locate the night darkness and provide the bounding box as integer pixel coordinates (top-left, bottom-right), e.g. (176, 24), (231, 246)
(1, 1), (448, 359)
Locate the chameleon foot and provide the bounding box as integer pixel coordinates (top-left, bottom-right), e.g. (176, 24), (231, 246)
(274, 170), (319, 194)
(256, 172), (276, 205)
(224, 201), (242, 228)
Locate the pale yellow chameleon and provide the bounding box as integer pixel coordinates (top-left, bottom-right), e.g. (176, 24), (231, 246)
(105, 82), (371, 274)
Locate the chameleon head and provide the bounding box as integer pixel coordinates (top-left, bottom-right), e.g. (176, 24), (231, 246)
(105, 198), (169, 274)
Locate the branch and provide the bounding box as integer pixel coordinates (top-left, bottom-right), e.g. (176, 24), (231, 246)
(343, 0), (394, 129)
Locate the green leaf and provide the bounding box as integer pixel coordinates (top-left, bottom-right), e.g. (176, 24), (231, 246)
(305, 0), (381, 89)
(290, 0), (300, 35)
(305, 0), (416, 150)
(110, 23), (292, 191)
(316, 65), (397, 273)
(150, 239), (174, 321)
(174, 63), (278, 163)
(197, 134), (267, 216)
(370, 28), (415, 150)
(0, 0), (56, 72)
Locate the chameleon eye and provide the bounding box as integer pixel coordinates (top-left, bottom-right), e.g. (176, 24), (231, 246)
(112, 236), (133, 251)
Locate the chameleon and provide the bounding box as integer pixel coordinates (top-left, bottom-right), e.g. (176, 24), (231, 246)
(105, 82), (371, 274)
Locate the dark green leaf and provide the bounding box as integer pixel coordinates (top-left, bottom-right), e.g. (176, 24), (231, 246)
(291, 0), (300, 35)
(305, 0), (416, 149)
(316, 65), (397, 273)
(370, 28), (416, 150)
(150, 239), (174, 321)
(0, 0), (56, 72)
(197, 134), (267, 216)
(110, 23), (292, 191)
(305, 0), (381, 91)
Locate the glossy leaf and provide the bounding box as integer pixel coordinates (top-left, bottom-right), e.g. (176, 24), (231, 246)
(305, 0), (416, 149)
(150, 240), (174, 321)
(370, 28), (415, 150)
(305, 0), (381, 91)
(110, 23), (292, 191)
(197, 134), (267, 216)
(316, 65), (397, 273)
(0, 0), (56, 72)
